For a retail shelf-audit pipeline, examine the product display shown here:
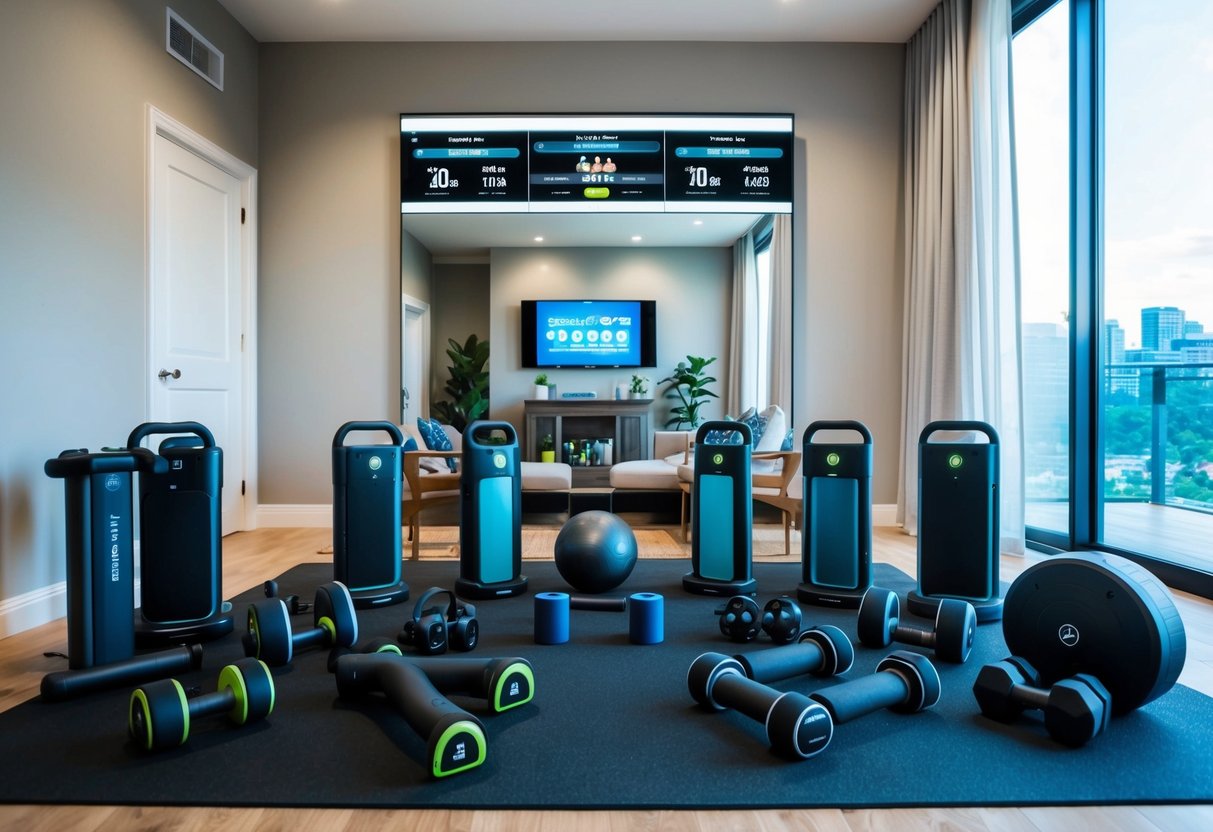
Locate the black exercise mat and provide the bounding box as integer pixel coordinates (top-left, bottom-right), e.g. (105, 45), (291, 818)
(2, 559), (1212, 809)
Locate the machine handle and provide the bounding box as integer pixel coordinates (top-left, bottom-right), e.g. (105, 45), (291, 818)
(804, 420), (873, 446)
(918, 420), (999, 447)
(127, 421), (217, 450)
(332, 421), (405, 448)
(465, 420), (517, 450)
(695, 419), (752, 446)
(44, 447), (167, 478)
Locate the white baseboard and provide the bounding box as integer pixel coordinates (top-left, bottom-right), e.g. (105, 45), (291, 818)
(0, 581), (67, 639)
(257, 504), (332, 528)
(873, 503), (899, 527)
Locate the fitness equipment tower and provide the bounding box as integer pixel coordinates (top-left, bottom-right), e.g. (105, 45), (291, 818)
(684, 421), (757, 596)
(457, 421), (527, 599)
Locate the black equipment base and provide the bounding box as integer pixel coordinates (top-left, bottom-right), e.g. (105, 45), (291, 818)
(797, 583), (867, 609)
(907, 589), (1004, 623)
(133, 605), (234, 648)
(455, 575), (528, 600)
(683, 572), (757, 597)
(349, 581), (410, 609)
(3, 559), (1212, 810)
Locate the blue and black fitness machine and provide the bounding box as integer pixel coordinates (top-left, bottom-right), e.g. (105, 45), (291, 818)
(127, 421), (233, 645)
(457, 420), (527, 599)
(684, 420), (757, 596)
(42, 446), (202, 701)
(332, 421), (409, 608)
(908, 420), (1004, 623)
(798, 420), (873, 609)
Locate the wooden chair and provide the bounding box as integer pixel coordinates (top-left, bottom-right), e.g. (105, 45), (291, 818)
(751, 450), (803, 555)
(402, 449), (461, 560)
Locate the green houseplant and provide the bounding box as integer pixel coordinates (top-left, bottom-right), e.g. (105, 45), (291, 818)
(431, 334), (489, 432)
(533, 372), (550, 400)
(539, 433), (555, 463)
(659, 355), (718, 429)
(629, 374), (650, 398)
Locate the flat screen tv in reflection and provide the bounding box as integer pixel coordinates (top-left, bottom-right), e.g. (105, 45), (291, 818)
(521, 299), (656, 369)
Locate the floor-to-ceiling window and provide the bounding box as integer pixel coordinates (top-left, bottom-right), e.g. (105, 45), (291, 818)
(1013, 0), (1213, 593)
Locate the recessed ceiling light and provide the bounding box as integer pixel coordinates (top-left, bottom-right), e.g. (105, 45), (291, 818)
(631, 235), (643, 242)
(533, 236), (544, 243)
(692, 219), (704, 226)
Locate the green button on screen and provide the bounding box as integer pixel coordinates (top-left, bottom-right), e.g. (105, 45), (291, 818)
(584, 187), (610, 199)
(948, 453), (964, 469)
(712, 453), (724, 465)
(368, 456), (382, 471)
(826, 452), (841, 466)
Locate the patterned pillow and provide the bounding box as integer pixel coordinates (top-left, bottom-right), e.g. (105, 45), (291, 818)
(738, 409), (768, 447)
(416, 418), (458, 471)
(402, 436), (419, 453)
(780, 428), (795, 451)
(703, 428), (745, 446)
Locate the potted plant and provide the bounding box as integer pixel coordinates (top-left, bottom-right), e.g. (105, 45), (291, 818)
(431, 334), (489, 432)
(533, 372), (550, 400)
(629, 374), (650, 399)
(659, 355), (718, 429)
(539, 434), (555, 463)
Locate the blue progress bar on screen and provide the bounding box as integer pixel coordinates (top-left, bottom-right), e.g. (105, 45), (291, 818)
(674, 147), (784, 158)
(532, 141), (661, 154)
(413, 148), (521, 158)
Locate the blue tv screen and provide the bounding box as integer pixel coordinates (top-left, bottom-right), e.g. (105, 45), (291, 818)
(521, 299), (656, 368)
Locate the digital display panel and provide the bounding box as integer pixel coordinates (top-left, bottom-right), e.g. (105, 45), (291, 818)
(400, 115), (792, 214)
(521, 299), (657, 368)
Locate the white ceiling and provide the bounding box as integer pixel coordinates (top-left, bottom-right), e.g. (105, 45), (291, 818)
(217, 0), (939, 44)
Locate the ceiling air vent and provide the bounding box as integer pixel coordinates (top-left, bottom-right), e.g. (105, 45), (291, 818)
(165, 8), (223, 91)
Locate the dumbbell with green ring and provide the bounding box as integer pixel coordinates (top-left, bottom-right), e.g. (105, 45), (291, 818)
(128, 657), (275, 752)
(246, 580), (359, 666)
(857, 586), (976, 663)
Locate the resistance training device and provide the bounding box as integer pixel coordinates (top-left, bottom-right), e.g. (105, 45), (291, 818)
(399, 587), (479, 654)
(553, 510), (638, 594)
(973, 656), (1111, 747)
(1000, 550), (1186, 716)
(533, 591), (664, 645)
(128, 657), (275, 752)
(128, 421), (233, 645)
(857, 586), (977, 663)
(245, 581), (359, 666)
(732, 624), (855, 683)
(909, 421), (1004, 622)
(332, 421), (409, 608)
(42, 446), (201, 699)
(798, 420), (873, 608)
(717, 596), (803, 644)
(684, 421), (757, 596)
(458, 421), (528, 599)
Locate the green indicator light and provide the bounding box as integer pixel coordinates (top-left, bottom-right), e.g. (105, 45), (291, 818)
(826, 452), (841, 466)
(368, 455), (382, 471)
(712, 453), (724, 465)
(493, 453), (507, 469)
(948, 453), (964, 469)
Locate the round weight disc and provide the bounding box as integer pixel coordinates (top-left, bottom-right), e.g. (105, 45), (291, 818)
(1002, 551), (1187, 715)
(315, 581), (359, 647)
(130, 678), (189, 752)
(856, 587), (898, 648)
(934, 599), (977, 663)
(234, 657), (275, 722)
(248, 600), (293, 666)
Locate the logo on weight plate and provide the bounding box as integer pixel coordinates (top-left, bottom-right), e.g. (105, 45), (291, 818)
(1058, 623), (1080, 647)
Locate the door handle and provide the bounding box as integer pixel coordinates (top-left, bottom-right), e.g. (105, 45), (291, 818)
(158, 368), (182, 380)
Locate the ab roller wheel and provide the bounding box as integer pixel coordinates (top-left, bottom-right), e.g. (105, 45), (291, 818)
(129, 657), (275, 752)
(246, 581), (359, 666)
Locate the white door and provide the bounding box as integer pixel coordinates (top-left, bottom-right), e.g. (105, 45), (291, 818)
(150, 134), (245, 533)
(401, 295), (429, 425)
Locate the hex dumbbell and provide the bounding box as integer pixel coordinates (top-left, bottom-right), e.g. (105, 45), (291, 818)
(128, 657), (275, 752)
(245, 580), (359, 666)
(857, 586), (976, 662)
(972, 656), (1111, 747)
(687, 652), (834, 758)
(733, 624), (855, 683)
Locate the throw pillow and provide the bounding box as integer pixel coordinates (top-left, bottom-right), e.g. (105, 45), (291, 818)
(402, 436), (418, 453)
(416, 417), (458, 472)
(780, 429), (795, 452)
(754, 405), (787, 453)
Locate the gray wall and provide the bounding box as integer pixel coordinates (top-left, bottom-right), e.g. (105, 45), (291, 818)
(430, 262), (491, 410)
(0, 1), (257, 614)
(259, 41), (905, 506)
(489, 247), (733, 440)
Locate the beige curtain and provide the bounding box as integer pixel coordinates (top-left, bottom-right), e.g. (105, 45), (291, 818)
(767, 214), (793, 422)
(727, 230), (758, 417)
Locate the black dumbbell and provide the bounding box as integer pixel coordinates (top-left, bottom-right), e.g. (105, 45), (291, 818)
(718, 596), (803, 644)
(808, 649), (941, 726)
(687, 652), (834, 759)
(334, 652), (487, 778)
(857, 586), (976, 663)
(972, 656), (1111, 747)
(733, 624), (855, 683)
(128, 657), (275, 752)
(245, 580), (359, 666)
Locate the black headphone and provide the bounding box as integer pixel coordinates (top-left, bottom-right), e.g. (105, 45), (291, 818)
(399, 587), (479, 655)
(717, 596), (803, 644)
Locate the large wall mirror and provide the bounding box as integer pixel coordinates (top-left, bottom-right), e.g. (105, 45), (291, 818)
(399, 115), (794, 455)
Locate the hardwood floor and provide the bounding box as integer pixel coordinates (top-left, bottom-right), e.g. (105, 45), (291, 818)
(2, 524), (1210, 831)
